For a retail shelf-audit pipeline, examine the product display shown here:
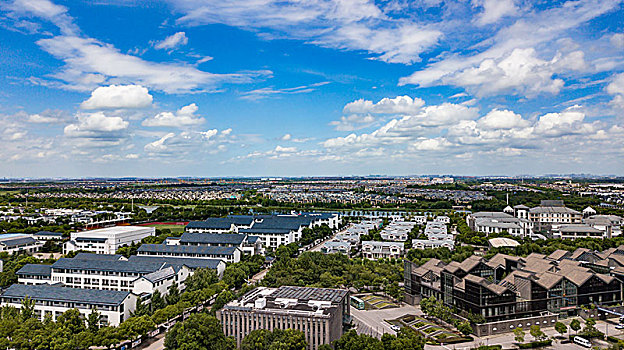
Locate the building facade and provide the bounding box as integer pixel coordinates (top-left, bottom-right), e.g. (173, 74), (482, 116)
(217, 286), (349, 349)
(64, 226), (155, 254)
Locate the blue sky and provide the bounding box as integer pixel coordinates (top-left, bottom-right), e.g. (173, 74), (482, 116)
(0, 0), (623, 178)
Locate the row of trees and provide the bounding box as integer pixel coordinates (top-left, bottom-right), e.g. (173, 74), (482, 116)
(164, 316), (425, 350)
(262, 251), (403, 299)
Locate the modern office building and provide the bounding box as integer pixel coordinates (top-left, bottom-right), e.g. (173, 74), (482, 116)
(0, 284), (137, 326)
(217, 286), (349, 349)
(63, 226), (155, 254)
(404, 247), (623, 322)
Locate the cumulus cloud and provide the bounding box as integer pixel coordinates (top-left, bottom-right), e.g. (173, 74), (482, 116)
(80, 85), (153, 109)
(64, 112), (129, 144)
(331, 96), (426, 131)
(153, 32), (188, 50)
(400, 0), (619, 97)
(477, 109), (528, 129)
(432, 48), (585, 97)
(607, 73), (624, 110)
(142, 103), (205, 128)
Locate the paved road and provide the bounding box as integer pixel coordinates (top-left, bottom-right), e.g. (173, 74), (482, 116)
(139, 334), (165, 350)
(351, 304), (624, 350)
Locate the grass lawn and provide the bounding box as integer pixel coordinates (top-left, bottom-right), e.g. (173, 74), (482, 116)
(144, 224), (185, 234)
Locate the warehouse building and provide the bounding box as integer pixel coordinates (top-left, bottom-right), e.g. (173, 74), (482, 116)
(63, 226), (155, 255)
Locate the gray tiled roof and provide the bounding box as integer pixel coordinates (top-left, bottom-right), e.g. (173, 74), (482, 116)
(35, 231), (63, 237)
(0, 236), (38, 248)
(52, 257), (165, 274)
(1, 284), (130, 306)
(73, 253), (124, 261)
(138, 244), (237, 256)
(180, 232), (246, 245)
(16, 264), (52, 277)
(271, 286), (348, 303)
(128, 255), (223, 270)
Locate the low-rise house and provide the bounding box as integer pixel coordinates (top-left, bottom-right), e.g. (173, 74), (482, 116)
(321, 241), (350, 255)
(411, 239), (454, 250)
(33, 231), (64, 241)
(361, 241), (404, 260)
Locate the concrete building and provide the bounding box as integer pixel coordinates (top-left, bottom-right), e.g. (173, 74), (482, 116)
(186, 213), (340, 250)
(16, 264), (52, 285)
(404, 248), (623, 323)
(64, 226), (155, 255)
(411, 239), (454, 250)
(361, 241), (404, 260)
(217, 286), (349, 349)
(321, 241), (350, 255)
(33, 231), (64, 241)
(0, 284), (137, 326)
(0, 234), (43, 255)
(176, 232), (263, 255)
(137, 244), (241, 263)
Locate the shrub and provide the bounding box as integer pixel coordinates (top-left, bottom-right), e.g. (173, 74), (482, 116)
(517, 340), (553, 349)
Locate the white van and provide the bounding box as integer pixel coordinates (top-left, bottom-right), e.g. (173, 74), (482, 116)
(573, 336), (591, 348)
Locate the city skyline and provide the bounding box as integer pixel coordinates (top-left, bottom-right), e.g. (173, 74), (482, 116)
(1, 0), (624, 177)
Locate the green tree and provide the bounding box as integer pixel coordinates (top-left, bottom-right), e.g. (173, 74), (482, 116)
(87, 308), (101, 333)
(151, 290), (166, 312)
(184, 268), (218, 292)
(164, 313), (234, 350)
(134, 297), (149, 317)
(166, 283), (181, 305)
(514, 327), (525, 343)
(554, 322), (567, 337)
(570, 319), (581, 335)
(457, 321), (472, 336)
(530, 325), (546, 341)
(20, 296), (35, 321)
(241, 329), (307, 350)
(117, 315), (155, 340)
(332, 330), (382, 350)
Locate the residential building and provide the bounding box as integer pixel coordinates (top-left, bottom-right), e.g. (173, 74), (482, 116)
(0, 284), (137, 326)
(176, 232), (263, 255)
(137, 244), (241, 263)
(411, 239), (454, 250)
(0, 234), (43, 255)
(361, 241), (404, 260)
(63, 226), (155, 255)
(16, 264), (52, 285)
(321, 241), (350, 255)
(33, 231), (64, 241)
(217, 286), (349, 349)
(529, 200), (582, 232)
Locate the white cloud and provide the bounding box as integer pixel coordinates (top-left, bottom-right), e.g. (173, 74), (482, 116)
(6, 0), (268, 94)
(80, 84), (153, 109)
(477, 109), (528, 129)
(343, 96), (425, 115)
(437, 48), (585, 97)
(533, 109), (593, 137)
(607, 73), (624, 110)
(142, 103), (205, 128)
(411, 137), (452, 151)
(332, 95), (426, 131)
(144, 128), (232, 156)
(153, 32), (188, 50)
(281, 134), (292, 141)
(472, 0), (518, 25)
(241, 82), (329, 100)
(400, 0), (619, 96)
(611, 33), (624, 49)
(35, 35), (263, 93)
(171, 0), (442, 64)
(64, 112), (129, 145)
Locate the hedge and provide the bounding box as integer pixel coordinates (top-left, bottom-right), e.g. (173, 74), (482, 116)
(517, 340), (553, 349)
